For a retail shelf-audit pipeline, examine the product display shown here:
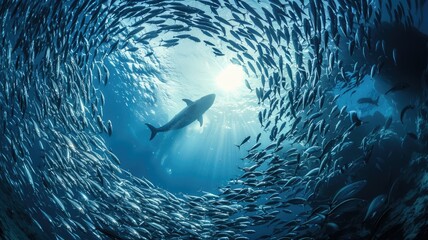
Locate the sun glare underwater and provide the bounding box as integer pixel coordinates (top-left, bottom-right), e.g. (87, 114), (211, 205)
(1, 0), (428, 239)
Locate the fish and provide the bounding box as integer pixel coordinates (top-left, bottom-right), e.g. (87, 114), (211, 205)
(385, 82), (410, 95)
(349, 40), (356, 56)
(145, 94), (215, 140)
(248, 142), (262, 152)
(332, 180), (367, 205)
(400, 104), (415, 124)
(349, 111), (363, 126)
(256, 133), (262, 143)
(364, 194), (387, 221)
(357, 96), (380, 106)
(244, 79), (253, 92)
(392, 48), (398, 65)
(370, 64), (377, 78)
(106, 120), (113, 136)
(236, 136), (251, 149)
(304, 145), (322, 157)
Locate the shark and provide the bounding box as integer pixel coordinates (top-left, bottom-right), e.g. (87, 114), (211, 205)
(145, 94), (216, 140)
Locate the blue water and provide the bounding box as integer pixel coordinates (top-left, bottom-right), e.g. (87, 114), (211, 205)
(101, 38), (265, 195)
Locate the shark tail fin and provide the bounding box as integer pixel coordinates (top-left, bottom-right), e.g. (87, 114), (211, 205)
(145, 123), (158, 140)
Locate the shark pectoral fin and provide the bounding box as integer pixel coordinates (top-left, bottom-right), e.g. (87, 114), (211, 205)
(145, 123), (158, 140)
(198, 115), (203, 126)
(182, 99), (194, 106)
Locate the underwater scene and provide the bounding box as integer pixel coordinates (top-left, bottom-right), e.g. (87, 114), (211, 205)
(1, 0), (428, 239)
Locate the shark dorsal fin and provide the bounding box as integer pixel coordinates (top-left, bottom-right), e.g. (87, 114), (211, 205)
(197, 115), (203, 126)
(182, 99), (194, 106)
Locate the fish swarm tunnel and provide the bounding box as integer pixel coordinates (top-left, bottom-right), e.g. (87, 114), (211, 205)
(0, 0), (428, 239)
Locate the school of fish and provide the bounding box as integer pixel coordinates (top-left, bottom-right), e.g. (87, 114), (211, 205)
(0, 0), (428, 239)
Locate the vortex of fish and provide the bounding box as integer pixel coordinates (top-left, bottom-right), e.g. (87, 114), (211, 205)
(0, 0), (427, 239)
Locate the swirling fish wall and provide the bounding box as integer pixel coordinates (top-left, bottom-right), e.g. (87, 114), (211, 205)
(0, 0), (427, 239)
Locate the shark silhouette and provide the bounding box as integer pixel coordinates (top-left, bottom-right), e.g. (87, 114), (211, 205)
(145, 94), (216, 140)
